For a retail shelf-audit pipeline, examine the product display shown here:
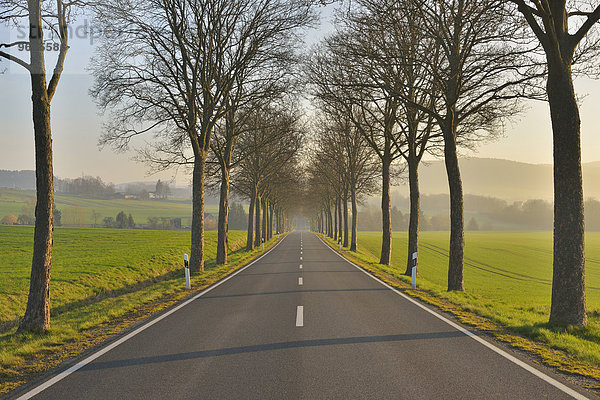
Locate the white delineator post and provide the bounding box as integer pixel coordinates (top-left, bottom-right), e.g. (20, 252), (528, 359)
(339, 237), (342, 251)
(262, 237), (265, 251)
(411, 252), (418, 289)
(184, 253), (191, 290)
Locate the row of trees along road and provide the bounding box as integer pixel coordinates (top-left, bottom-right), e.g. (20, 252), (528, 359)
(310, 0), (600, 327)
(2, 0), (599, 333)
(0, 0), (315, 333)
(91, 0), (314, 273)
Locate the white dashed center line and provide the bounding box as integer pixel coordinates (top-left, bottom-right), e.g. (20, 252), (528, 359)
(296, 306), (303, 327)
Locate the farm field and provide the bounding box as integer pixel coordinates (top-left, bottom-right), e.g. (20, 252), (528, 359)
(0, 226), (246, 327)
(338, 231), (600, 365)
(0, 188), (216, 227)
(0, 225), (274, 393)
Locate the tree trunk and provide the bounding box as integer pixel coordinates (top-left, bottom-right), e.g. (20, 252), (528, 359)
(334, 196), (338, 241)
(350, 186), (358, 252)
(343, 190), (349, 248)
(216, 169), (229, 265)
(19, 15), (53, 332)
(327, 201), (333, 238)
(262, 198), (267, 245)
(547, 60), (587, 326)
(338, 195), (343, 243)
(189, 154), (206, 272)
(380, 157), (392, 265)
(321, 210), (325, 233)
(405, 158), (420, 275)
(269, 203), (274, 240)
(254, 194), (262, 247)
(329, 203), (334, 238)
(325, 207), (328, 235)
(444, 124), (464, 291)
(246, 191), (255, 250)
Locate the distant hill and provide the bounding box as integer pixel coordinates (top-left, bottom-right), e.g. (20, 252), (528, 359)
(393, 158), (600, 201)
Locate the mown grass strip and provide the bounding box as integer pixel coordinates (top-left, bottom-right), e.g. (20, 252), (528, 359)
(0, 228), (285, 396)
(319, 233), (600, 391)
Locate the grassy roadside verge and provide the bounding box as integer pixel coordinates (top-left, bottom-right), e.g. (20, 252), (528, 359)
(318, 233), (600, 391)
(0, 227), (285, 396)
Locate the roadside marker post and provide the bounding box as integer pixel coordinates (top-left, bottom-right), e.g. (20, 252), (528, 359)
(184, 254), (191, 290)
(338, 237), (342, 251)
(262, 237), (265, 251)
(411, 252), (417, 289)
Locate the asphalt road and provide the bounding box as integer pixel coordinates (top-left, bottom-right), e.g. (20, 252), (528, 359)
(12, 232), (593, 399)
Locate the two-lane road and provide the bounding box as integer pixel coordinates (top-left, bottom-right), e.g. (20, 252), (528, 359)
(11, 232), (592, 399)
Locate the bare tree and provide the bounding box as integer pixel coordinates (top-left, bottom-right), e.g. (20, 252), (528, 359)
(205, 3), (312, 265)
(231, 103), (304, 250)
(307, 39), (404, 263)
(510, 0), (600, 327)
(1, 0), (81, 333)
(382, 0), (541, 291)
(308, 108), (379, 251)
(340, 0), (443, 275)
(92, 0), (312, 271)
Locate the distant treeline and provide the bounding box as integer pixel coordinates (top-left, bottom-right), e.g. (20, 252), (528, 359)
(0, 170), (38, 190)
(358, 194), (600, 231)
(55, 176), (176, 200)
(56, 176), (116, 199)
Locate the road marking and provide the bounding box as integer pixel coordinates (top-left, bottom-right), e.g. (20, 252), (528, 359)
(299, 264), (303, 269)
(298, 277), (303, 286)
(296, 306), (304, 327)
(300, 256), (303, 261)
(15, 235), (290, 400)
(315, 234), (589, 400)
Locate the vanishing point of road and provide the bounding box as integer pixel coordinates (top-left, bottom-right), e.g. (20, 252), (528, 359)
(9, 232), (593, 399)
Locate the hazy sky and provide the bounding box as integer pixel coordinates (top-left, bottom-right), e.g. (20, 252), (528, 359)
(1, 5), (599, 186)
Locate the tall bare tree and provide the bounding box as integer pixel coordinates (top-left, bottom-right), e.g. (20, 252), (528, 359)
(206, 4), (312, 265)
(231, 103), (304, 250)
(510, 0), (600, 327)
(383, 0), (541, 291)
(307, 40), (402, 263)
(308, 108), (378, 251)
(92, 0), (312, 271)
(340, 0), (443, 274)
(1, 0), (81, 333)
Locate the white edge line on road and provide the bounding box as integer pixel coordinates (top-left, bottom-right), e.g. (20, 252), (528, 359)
(16, 235), (290, 400)
(296, 305), (304, 327)
(315, 234), (588, 400)
(298, 277), (303, 286)
(299, 264), (303, 269)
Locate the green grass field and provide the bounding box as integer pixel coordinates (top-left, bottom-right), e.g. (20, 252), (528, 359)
(0, 225), (245, 326)
(0, 188), (219, 227)
(336, 231), (600, 367)
(0, 225), (272, 393)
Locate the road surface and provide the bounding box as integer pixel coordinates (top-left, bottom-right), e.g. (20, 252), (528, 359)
(10, 232), (592, 399)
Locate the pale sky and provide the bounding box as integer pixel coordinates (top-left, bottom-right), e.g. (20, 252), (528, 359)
(1, 5), (599, 186)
